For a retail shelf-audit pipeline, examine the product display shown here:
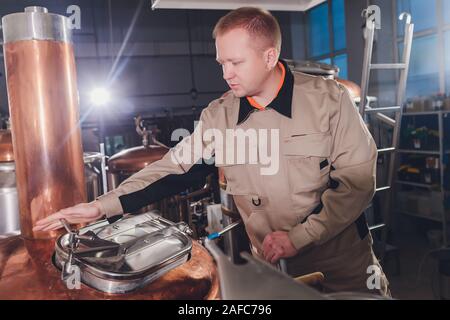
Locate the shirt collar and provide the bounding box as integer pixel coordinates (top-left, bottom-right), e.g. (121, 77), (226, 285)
(237, 59), (294, 125)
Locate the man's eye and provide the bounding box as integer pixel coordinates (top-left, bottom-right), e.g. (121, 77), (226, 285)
(232, 61), (242, 66)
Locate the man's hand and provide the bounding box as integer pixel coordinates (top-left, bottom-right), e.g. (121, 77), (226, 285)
(32, 202), (104, 232)
(262, 231), (298, 264)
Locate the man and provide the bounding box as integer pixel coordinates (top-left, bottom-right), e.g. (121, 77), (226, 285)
(34, 7), (390, 296)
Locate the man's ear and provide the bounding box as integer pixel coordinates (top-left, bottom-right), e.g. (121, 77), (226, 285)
(264, 47), (279, 70)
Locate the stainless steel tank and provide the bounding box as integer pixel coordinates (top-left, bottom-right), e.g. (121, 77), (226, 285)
(0, 130), (20, 236)
(0, 162), (20, 236)
(218, 168), (251, 264)
(83, 152), (103, 202)
(2, 6), (86, 239)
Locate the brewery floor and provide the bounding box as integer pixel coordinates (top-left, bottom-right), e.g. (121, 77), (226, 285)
(382, 213), (447, 300)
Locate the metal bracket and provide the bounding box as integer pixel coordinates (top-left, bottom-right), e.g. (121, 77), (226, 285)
(362, 5), (381, 30)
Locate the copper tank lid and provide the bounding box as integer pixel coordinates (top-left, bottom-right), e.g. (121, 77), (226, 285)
(335, 78), (362, 101)
(0, 130), (14, 162)
(285, 59), (338, 76)
(108, 145), (168, 173)
(285, 59), (361, 101)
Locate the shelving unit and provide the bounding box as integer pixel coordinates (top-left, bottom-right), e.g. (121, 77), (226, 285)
(395, 110), (450, 246)
(398, 149), (441, 155)
(395, 180), (438, 189)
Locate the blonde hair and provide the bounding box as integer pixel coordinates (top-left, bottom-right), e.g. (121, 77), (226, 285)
(212, 7), (281, 52)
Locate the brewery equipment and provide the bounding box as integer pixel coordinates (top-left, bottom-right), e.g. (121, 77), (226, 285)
(0, 130), (20, 236)
(2, 6), (86, 240)
(54, 211), (194, 294)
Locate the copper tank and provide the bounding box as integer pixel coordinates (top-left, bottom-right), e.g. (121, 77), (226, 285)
(2, 6), (86, 240)
(107, 145), (167, 191)
(108, 145), (168, 175)
(0, 130), (14, 162)
(107, 118), (169, 188)
(335, 78), (362, 101)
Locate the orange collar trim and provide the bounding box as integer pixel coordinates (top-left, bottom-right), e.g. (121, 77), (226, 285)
(246, 61), (286, 110)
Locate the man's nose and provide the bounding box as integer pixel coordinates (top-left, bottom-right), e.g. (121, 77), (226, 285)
(222, 65), (234, 81)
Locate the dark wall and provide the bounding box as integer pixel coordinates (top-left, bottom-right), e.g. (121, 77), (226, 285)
(0, 0), (294, 127)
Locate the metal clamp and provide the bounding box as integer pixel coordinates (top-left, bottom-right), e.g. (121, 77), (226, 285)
(175, 222), (194, 237)
(59, 219), (78, 280)
(59, 219), (100, 279)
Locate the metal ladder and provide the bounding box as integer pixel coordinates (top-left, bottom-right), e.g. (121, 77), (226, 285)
(358, 5), (414, 261)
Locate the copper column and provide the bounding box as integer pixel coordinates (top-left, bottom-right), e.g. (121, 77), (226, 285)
(2, 7), (86, 239)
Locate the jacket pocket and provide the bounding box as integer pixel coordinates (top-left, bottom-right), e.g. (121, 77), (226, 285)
(283, 132), (332, 192)
(216, 163), (252, 195)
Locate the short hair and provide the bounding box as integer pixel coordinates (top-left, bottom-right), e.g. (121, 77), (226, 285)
(212, 7), (282, 52)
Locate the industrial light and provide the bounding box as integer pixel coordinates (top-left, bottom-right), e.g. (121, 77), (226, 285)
(90, 87), (110, 106)
(150, 0), (326, 11)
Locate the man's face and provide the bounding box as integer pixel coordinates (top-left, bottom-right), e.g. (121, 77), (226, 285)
(215, 28), (273, 97)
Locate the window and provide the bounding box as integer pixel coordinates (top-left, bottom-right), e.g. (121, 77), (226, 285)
(105, 135), (125, 156)
(397, 0), (437, 35)
(445, 30), (450, 93)
(307, 0), (348, 79)
(445, 0), (450, 25)
(318, 58), (332, 65)
(308, 3), (330, 57)
(332, 0), (346, 51)
(334, 53), (348, 80)
(400, 35), (440, 97)
(396, 0), (450, 98)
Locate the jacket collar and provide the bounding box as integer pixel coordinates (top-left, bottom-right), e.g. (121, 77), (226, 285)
(237, 59), (294, 125)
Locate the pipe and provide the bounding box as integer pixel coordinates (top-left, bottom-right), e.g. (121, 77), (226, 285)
(2, 7), (86, 239)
